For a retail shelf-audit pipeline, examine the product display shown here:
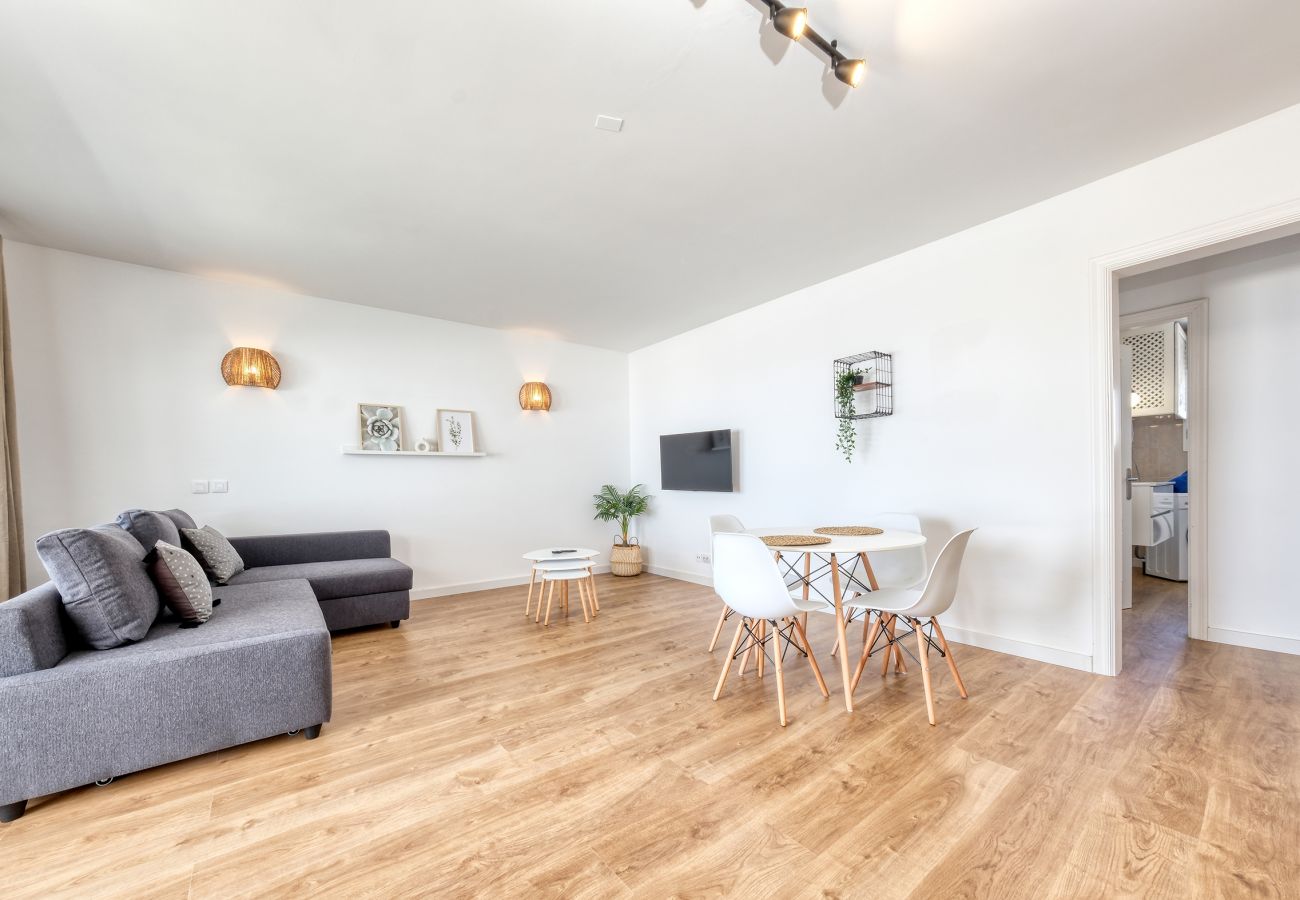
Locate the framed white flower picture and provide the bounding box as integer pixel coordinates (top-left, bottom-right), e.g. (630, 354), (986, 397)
(436, 409), (476, 453)
(359, 403), (404, 452)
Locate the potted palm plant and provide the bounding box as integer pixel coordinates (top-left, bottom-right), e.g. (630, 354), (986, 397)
(593, 484), (651, 576)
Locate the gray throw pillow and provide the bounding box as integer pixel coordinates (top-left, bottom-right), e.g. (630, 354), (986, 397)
(148, 541), (214, 626)
(36, 525), (162, 649)
(116, 509), (182, 552)
(180, 525), (245, 584)
(160, 509), (198, 532)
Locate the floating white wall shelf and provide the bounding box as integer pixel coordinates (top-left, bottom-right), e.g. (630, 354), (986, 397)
(340, 446), (486, 457)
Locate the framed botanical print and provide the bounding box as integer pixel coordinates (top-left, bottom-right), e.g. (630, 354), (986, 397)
(436, 409), (476, 453)
(358, 403), (404, 451)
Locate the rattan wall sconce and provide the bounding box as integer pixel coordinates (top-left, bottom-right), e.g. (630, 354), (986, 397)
(221, 347), (281, 389)
(518, 382), (551, 411)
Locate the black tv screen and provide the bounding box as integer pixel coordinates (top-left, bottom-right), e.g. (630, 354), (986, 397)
(660, 430), (734, 492)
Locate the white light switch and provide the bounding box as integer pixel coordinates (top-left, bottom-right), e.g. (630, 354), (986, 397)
(191, 480), (209, 494)
(211, 479), (229, 493)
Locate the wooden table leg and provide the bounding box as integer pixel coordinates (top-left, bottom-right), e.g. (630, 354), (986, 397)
(587, 567), (600, 612)
(525, 567), (537, 616)
(830, 553), (853, 713)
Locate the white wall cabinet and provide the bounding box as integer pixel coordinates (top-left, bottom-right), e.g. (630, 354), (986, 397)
(1122, 321), (1188, 418)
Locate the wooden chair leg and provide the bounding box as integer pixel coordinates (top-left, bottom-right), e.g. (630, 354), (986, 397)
(773, 618), (788, 726)
(708, 603), (730, 652)
(915, 618), (937, 725)
(931, 618), (968, 699)
(714, 620), (746, 700)
(793, 617), (830, 699)
(543, 581), (555, 627)
(852, 612), (884, 692)
(881, 614), (896, 676)
(525, 567), (538, 616)
(757, 620), (766, 679)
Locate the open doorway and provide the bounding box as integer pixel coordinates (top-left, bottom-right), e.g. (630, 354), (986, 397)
(1116, 302), (1201, 663)
(1105, 230), (1300, 671)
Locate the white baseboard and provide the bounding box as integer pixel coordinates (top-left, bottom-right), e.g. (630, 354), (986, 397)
(644, 564), (712, 587)
(412, 565), (612, 601)
(912, 624), (1093, 673)
(1207, 625), (1300, 656)
(641, 570), (1091, 672)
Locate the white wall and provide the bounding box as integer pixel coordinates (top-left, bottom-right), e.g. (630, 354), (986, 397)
(1120, 233), (1300, 655)
(629, 102), (1300, 671)
(5, 243), (630, 597)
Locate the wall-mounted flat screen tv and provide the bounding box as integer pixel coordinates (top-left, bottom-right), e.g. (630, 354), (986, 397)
(660, 430), (734, 492)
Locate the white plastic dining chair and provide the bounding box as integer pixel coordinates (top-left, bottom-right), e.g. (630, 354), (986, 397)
(706, 514), (745, 651)
(711, 533), (831, 727)
(848, 529), (976, 725)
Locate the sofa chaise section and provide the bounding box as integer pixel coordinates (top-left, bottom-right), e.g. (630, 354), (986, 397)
(227, 530), (412, 631)
(0, 578), (330, 822)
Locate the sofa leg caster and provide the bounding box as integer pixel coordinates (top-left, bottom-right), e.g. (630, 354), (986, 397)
(304, 724), (322, 740)
(390, 620), (401, 629)
(0, 799), (26, 823)
(95, 777), (115, 787)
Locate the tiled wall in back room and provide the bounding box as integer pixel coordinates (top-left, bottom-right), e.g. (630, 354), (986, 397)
(1133, 415), (1187, 482)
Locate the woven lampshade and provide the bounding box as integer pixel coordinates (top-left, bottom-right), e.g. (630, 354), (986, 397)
(221, 347), (281, 389)
(518, 382), (552, 411)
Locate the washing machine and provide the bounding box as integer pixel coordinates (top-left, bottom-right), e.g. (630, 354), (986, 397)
(1145, 492), (1188, 581)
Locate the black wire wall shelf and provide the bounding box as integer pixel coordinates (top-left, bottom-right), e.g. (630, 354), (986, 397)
(833, 351), (893, 420)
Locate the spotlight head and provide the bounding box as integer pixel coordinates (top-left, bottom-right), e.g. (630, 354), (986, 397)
(773, 7), (808, 40)
(834, 56), (866, 88)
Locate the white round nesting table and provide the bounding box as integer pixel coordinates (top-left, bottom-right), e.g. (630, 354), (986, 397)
(747, 527), (927, 713)
(522, 548), (602, 625)
(523, 547), (600, 562)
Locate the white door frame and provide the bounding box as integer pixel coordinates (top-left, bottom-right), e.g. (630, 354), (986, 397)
(1119, 299), (1207, 639)
(1089, 197), (1300, 676)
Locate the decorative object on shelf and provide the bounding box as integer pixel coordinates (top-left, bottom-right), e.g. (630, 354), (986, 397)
(221, 347), (281, 389)
(519, 382), (552, 411)
(751, 1), (866, 88)
(437, 409), (477, 453)
(415, 438), (433, 453)
(358, 403), (404, 452)
(759, 534), (832, 547)
(593, 484), (651, 576)
(813, 525), (883, 536)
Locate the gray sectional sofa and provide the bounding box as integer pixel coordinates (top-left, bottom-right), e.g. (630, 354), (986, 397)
(0, 510), (414, 823)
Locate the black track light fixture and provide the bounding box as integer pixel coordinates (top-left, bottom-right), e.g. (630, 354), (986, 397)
(773, 6), (808, 40)
(757, 1), (866, 90)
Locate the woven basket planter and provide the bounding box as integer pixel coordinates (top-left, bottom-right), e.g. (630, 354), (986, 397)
(609, 539), (643, 577)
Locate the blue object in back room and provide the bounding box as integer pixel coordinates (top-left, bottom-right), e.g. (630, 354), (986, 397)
(1171, 470), (1188, 493)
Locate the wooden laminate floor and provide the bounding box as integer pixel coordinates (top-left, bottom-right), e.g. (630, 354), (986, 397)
(4, 572), (1299, 898)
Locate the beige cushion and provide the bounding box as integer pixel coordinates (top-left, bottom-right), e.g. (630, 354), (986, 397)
(180, 525), (246, 585)
(149, 541), (214, 625)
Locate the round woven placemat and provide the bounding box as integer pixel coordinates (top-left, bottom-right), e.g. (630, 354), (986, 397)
(760, 534), (832, 547)
(813, 526), (884, 536)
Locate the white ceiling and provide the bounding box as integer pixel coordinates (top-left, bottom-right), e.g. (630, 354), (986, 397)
(3, 1), (1300, 350)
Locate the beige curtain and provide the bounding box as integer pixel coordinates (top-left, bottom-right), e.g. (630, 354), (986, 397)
(0, 237), (26, 597)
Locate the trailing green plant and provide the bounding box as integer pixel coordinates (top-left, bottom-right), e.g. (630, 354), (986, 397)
(592, 483), (651, 545)
(835, 371), (857, 463)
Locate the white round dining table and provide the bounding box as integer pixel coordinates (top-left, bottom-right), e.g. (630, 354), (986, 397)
(745, 527), (927, 713)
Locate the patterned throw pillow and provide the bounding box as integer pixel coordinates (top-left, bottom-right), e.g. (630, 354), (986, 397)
(148, 541), (214, 626)
(180, 525), (246, 584)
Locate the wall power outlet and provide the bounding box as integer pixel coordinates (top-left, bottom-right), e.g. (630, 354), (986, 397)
(695, 553), (711, 564)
